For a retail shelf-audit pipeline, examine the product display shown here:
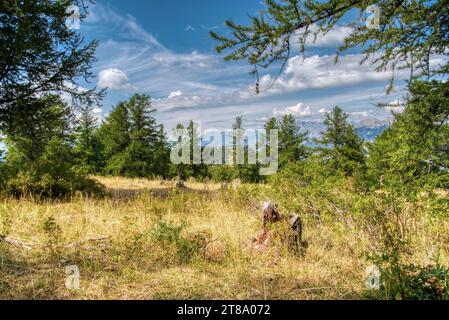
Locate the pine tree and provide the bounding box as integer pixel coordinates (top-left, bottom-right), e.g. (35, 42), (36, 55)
(153, 124), (171, 179)
(231, 116), (244, 179)
(316, 106), (366, 175)
(98, 94), (161, 178)
(211, 0), (448, 93)
(126, 94), (159, 177)
(3, 95), (101, 196)
(97, 102), (131, 176)
(278, 114), (309, 166)
(231, 116), (261, 183)
(171, 123), (192, 180)
(186, 120), (208, 179)
(0, 0), (104, 129)
(367, 81), (449, 191)
(74, 105), (101, 174)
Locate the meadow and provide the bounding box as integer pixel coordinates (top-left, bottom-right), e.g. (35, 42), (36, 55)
(1, 177), (448, 300)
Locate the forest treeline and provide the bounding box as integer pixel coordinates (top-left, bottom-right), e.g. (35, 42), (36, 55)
(0, 83), (448, 197)
(0, 0), (448, 197)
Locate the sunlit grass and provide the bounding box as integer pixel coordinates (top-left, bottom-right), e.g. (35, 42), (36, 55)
(0, 177), (447, 299)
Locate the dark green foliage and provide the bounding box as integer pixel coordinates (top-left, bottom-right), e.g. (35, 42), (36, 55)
(315, 106), (366, 175)
(151, 221), (207, 264)
(0, 0), (104, 197)
(170, 123), (191, 180)
(0, 0), (104, 129)
(73, 105), (102, 174)
(211, 0), (449, 92)
(97, 102), (130, 176)
(186, 120), (208, 180)
(98, 94), (169, 178)
(278, 114), (308, 167)
(233, 116), (261, 183)
(366, 81), (449, 192)
(208, 165), (237, 182)
(3, 96), (102, 197)
(269, 156), (347, 214)
(153, 125), (172, 178)
(372, 258), (449, 300)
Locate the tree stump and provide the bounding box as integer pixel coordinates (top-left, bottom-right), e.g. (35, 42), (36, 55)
(254, 202), (305, 253)
(176, 180), (186, 189)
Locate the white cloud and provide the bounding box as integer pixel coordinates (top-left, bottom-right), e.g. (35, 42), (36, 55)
(97, 68), (135, 91)
(318, 108), (330, 114)
(92, 107), (102, 114)
(350, 110), (374, 120)
(385, 100), (405, 113)
(273, 103), (313, 117)
(387, 99), (403, 107)
(151, 52), (407, 115)
(258, 54), (394, 95)
(168, 90), (183, 99)
(84, 3), (414, 131)
(291, 25), (353, 48)
(185, 24), (195, 32)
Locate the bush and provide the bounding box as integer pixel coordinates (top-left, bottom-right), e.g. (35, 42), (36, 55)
(371, 254), (449, 300)
(209, 165), (237, 182)
(0, 159), (6, 190)
(4, 138), (104, 198)
(268, 157), (348, 215)
(151, 221), (209, 263)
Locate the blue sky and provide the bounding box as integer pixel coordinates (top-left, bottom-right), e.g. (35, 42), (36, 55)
(78, 0), (410, 134)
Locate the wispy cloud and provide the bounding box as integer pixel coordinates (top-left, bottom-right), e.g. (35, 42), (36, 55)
(82, 2), (411, 131)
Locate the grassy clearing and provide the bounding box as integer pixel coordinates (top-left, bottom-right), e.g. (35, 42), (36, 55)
(0, 177), (448, 300)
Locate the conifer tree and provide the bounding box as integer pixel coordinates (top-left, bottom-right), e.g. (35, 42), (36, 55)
(3, 95), (101, 196)
(316, 106), (366, 175)
(211, 0), (449, 93)
(97, 102), (131, 176)
(278, 114), (308, 166)
(0, 0), (104, 130)
(98, 94), (162, 178)
(367, 81), (449, 191)
(74, 105), (101, 174)
(126, 94), (159, 177)
(153, 124), (171, 178)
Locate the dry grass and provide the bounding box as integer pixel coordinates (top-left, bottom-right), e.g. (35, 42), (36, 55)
(0, 177), (447, 300)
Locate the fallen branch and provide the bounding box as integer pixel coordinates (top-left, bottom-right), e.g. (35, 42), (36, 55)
(64, 236), (111, 249)
(0, 234), (111, 250)
(0, 235), (33, 250)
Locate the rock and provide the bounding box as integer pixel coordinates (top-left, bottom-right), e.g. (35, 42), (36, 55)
(176, 180), (186, 188)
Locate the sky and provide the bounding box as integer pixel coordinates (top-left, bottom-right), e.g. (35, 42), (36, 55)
(77, 0), (410, 134)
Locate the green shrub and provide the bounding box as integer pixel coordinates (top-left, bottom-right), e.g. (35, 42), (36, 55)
(372, 255), (449, 300)
(4, 138), (104, 198)
(151, 221), (208, 263)
(0, 160), (6, 191)
(209, 165), (237, 182)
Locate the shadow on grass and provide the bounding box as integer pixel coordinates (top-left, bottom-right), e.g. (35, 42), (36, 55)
(105, 186), (220, 201)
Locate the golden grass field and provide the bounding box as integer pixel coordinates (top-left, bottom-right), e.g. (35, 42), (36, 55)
(0, 177), (448, 300)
